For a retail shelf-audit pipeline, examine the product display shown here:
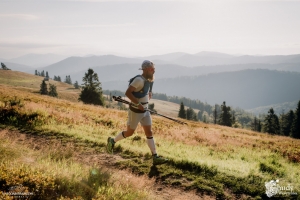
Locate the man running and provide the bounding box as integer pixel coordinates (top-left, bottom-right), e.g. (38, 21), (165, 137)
(106, 60), (168, 165)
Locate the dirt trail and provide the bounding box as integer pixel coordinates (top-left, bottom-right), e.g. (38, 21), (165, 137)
(0, 128), (214, 200)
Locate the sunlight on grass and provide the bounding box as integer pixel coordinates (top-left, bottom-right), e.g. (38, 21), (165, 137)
(1, 76), (299, 199)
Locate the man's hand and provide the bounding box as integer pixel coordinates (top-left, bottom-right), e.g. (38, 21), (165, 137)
(137, 103), (144, 111)
(149, 92), (152, 100)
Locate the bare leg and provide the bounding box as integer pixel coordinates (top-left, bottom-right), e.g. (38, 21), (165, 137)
(124, 125), (135, 137)
(114, 125), (135, 143)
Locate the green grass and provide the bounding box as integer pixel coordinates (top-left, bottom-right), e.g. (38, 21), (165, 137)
(1, 71), (300, 199)
(0, 130), (149, 200)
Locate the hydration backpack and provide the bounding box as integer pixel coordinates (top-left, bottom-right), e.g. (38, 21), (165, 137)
(128, 75), (153, 98)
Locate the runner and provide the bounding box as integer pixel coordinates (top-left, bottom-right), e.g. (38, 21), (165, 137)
(106, 60), (168, 165)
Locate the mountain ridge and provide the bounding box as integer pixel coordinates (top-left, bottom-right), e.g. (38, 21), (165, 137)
(102, 69), (300, 110)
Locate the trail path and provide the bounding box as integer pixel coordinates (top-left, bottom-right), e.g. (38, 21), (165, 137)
(1, 128), (214, 200)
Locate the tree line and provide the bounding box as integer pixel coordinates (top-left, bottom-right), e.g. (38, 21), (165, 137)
(262, 104), (300, 139)
(102, 90), (255, 127)
(39, 68), (105, 106)
(177, 100), (300, 139)
(38, 69), (300, 139)
(35, 70), (80, 89)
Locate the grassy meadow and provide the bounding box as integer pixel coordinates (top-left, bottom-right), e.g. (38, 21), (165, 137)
(0, 70), (299, 199)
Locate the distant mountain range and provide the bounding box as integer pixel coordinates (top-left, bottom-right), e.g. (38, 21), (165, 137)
(246, 100), (299, 116)
(1, 51), (300, 112)
(4, 52), (296, 84)
(145, 51), (300, 67)
(102, 69), (300, 110)
(1, 53), (67, 68)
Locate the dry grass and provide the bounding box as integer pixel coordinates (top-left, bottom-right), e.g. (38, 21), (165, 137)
(1, 70), (300, 199)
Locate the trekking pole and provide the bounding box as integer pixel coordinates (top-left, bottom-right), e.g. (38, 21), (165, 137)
(113, 96), (187, 125)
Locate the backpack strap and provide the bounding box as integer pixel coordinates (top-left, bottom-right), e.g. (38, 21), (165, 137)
(128, 75), (141, 85)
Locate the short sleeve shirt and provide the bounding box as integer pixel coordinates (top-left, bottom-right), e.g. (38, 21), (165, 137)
(129, 75), (149, 108)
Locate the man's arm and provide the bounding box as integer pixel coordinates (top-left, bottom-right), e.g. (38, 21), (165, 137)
(125, 85), (144, 111)
(149, 92), (152, 100)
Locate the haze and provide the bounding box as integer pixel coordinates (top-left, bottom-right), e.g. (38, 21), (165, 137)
(1, 0), (300, 58)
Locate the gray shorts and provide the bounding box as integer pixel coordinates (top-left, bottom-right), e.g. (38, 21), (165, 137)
(127, 110), (152, 130)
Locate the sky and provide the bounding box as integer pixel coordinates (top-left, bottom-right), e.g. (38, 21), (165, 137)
(1, 0), (300, 59)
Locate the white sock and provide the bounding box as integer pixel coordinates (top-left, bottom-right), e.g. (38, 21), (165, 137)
(146, 136), (157, 155)
(114, 131), (125, 143)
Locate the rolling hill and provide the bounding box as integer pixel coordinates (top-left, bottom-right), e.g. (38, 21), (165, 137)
(0, 68), (299, 199)
(8, 53), (68, 68)
(103, 69), (300, 110)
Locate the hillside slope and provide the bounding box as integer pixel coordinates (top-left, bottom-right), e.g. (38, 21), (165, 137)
(0, 70), (299, 199)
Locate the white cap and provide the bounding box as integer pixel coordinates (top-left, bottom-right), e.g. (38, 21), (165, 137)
(139, 60), (154, 70)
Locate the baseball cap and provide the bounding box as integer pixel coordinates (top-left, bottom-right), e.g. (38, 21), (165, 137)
(139, 60), (155, 70)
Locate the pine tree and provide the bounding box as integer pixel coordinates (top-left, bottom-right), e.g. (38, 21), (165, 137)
(186, 107), (197, 121)
(1, 63), (9, 70)
(57, 76), (61, 82)
(218, 101), (233, 127)
(48, 84), (58, 97)
(178, 102), (186, 119)
(251, 117), (257, 131)
(41, 70), (45, 77)
(280, 110), (294, 136)
(257, 120), (262, 132)
(78, 68), (105, 106)
(46, 71), (49, 78)
(74, 81), (79, 89)
(213, 104), (218, 124)
(40, 80), (48, 95)
(35, 70), (38, 75)
(291, 100), (300, 139)
(263, 108), (280, 134)
(64, 75), (72, 84)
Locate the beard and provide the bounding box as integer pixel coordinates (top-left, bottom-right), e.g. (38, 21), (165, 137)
(146, 73), (155, 82)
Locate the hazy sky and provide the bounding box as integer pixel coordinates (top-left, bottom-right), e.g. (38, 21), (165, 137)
(1, 0), (300, 58)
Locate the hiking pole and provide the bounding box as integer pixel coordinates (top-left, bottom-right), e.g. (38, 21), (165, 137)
(113, 96), (187, 125)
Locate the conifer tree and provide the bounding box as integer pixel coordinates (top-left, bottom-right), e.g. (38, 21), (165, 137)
(186, 107), (198, 121)
(40, 80), (48, 95)
(65, 75), (72, 84)
(280, 110), (294, 136)
(251, 117), (258, 131)
(74, 81), (79, 89)
(263, 108), (280, 134)
(1, 63), (10, 70)
(178, 102), (186, 119)
(218, 101), (233, 127)
(48, 84), (58, 97)
(291, 100), (300, 139)
(46, 71), (49, 78)
(41, 70), (45, 77)
(78, 68), (105, 106)
(257, 119), (262, 132)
